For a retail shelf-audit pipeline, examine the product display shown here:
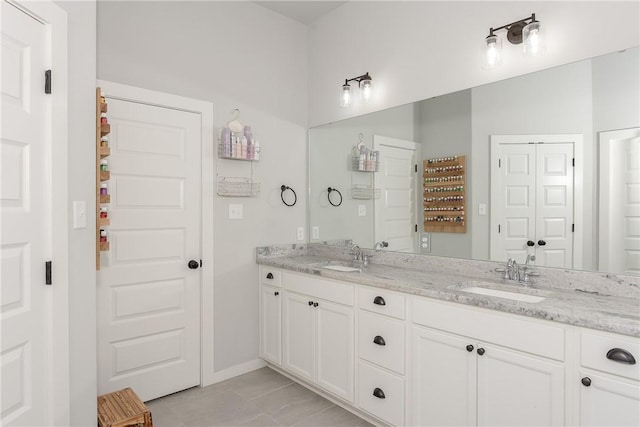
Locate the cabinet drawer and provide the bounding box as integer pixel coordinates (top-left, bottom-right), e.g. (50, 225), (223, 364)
(581, 330), (640, 381)
(283, 272), (354, 306)
(358, 286), (405, 320)
(260, 267), (282, 287)
(358, 310), (405, 375)
(357, 361), (405, 426)
(413, 297), (565, 361)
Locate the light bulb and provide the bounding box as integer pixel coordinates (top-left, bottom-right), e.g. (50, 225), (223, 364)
(340, 83), (351, 108)
(482, 34), (502, 68)
(361, 78), (372, 102)
(523, 20), (545, 56)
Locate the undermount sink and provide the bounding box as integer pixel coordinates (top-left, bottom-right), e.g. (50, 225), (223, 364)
(456, 281), (548, 303)
(321, 264), (361, 272)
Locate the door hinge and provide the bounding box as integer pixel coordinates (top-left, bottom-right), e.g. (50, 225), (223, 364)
(572, 224), (575, 232)
(498, 158), (501, 168)
(199, 259), (203, 267)
(45, 261), (52, 285)
(572, 158), (575, 167)
(45, 70), (52, 94)
(498, 224), (501, 233)
(415, 164), (418, 173)
(415, 224), (418, 232)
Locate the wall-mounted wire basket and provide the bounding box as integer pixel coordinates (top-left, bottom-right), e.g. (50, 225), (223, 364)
(217, 176), (260, 197)
(351, 186), (381, 200)
(351, 154), (380, 172)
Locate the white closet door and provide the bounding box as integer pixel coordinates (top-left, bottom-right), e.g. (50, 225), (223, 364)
(599, 128), (640, 275)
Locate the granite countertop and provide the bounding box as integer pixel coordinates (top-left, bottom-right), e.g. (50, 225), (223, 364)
(257, 249), (640, 338)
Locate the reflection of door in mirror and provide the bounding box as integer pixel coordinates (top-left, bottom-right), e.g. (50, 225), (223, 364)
(490, 135), (580, 269)
(373, 135), (420, 253)
(599, 128), (640, 276)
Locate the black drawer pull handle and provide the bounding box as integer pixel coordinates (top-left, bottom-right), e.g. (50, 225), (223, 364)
(581, 377), (591, 387)
(373, 336), (386, 346)
(606, 348), (636, 365)
(266, 272), (274, 279)
(373, 296), (386, 306)
(372, 388), (386, 399)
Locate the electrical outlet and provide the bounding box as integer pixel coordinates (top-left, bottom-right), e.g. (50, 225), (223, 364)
(296, 227), (304, 241)
(358, 204), (366, 217)
(229, 203), (243, 219)
(312, 226), (320, 240)
(421, 233), (431, 253)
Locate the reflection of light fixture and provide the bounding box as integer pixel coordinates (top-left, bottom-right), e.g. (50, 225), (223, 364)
(340, 72), (373, 107)
(483, 13), (545, 68)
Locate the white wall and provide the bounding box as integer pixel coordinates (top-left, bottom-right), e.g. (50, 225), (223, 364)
(309, 1), (639, 127)
(54, 1), (97, 425)
(97, 1), (308, 374)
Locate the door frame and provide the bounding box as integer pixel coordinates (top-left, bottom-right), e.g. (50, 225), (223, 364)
(490, 134), (584, 270)
(97, 80), (216, 386)
(6, 0), (70, 423)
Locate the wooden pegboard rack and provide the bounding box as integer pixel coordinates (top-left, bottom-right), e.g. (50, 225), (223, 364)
(423, 155), (466, 233)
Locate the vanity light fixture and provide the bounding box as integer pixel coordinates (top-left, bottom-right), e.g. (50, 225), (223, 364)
(340, 72), (373, 107)
(483, 13), (545, 68)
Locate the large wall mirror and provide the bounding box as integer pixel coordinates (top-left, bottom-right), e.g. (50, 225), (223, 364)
(309, 47), (639, 276)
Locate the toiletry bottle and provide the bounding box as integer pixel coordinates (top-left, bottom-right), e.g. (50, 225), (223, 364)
(241, 136), (248, 159)
(221, 126), (231, 158)
(254, 140), (260, 160)
(244, 126), (254, 160)
(100, 159), (108, 171)
(100, 183), (108, 195)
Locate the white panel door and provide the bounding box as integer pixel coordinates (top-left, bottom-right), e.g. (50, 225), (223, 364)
(373, 135), (419, 252)
(477, 344), (565, 427)
(315, 299), (354, 402)
(260, 284), (281, 365)
(282, 291), (315, 382)
(579, 371), (640, 427)
(599, 128), (640, 276)
(491, 144), (536, 263)
(97, 97), (201, 401)
(1, 3), (51, 425)
(412, 327), (477, 427)
(491, 136), (576, 268)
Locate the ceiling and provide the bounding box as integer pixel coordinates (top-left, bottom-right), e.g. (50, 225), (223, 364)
(255, 1), (347, 25)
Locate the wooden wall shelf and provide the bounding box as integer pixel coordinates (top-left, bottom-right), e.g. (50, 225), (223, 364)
(423, 155), (466, 233)
(96, 87), (111, 269)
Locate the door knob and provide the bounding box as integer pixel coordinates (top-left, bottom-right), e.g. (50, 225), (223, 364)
(527, 240), (535, 247)
(466, 344), (474, 352)
(308, 301), (314, 306)
(537, 240), (546, 246)
(188, 260), (200, 269)
(477, 348), (486, 356)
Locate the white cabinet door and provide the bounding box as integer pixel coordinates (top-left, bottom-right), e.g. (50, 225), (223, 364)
(477, 344), (565, 427)
(282, 291), (315, 381)
(412, 327), (477, 427)
(579, 372), (640, 427)
(316, 300), (354, 402)
(260, 284), (281, 365)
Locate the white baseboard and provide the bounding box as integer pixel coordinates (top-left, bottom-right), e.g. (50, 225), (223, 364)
(202, 358), (267, 387)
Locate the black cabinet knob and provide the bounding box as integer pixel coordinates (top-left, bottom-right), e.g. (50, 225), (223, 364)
(373, 336), (386, 346)
(308, 301), (314, 306)
(274, 291), (279, 296)
(477, 348), (485, 356)
(313, 302), (319, 307)
(527, 240), (535, 247)
(372, 388), (386, 399)
(581, 377), (591, 387)
(606, 348), (636, 365)
(266, 272), (274, 279)
(373, 296), (386, 306)
(188, 260), (199, 269)
(466, 344), (474, 352)
(538, 240), (546, 246)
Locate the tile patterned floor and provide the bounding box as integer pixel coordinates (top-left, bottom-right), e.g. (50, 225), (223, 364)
(145, 367), (374, 427)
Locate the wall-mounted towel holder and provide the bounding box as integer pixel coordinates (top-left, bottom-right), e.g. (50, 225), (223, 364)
(328, 187), (343, 207)
(281, 185), (297, 207)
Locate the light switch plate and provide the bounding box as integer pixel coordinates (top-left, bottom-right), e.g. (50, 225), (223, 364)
(479, 203), (487, 215)
(358, 204), (367, 217)
(229, 203), (243, 219)
(312, 226), (320, 239)
(72, 201), (87, 229)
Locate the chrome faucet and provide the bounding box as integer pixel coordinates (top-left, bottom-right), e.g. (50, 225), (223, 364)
(350, 244), (362, 261)
(497, 257), (539, 285)
(508, 259), (521, 281)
